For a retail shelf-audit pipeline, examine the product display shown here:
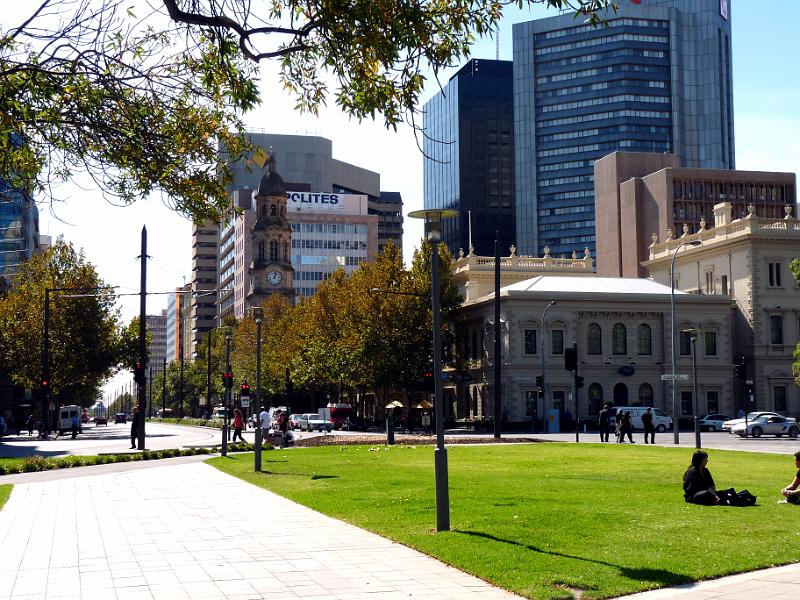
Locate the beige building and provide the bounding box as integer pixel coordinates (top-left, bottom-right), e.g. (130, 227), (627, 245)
(644, 202), (800, 418)
(595, 151), (796, 278)
(448, 253), (734, 428)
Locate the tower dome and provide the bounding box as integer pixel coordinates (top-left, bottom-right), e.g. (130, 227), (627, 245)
(257, 152), (285, 197)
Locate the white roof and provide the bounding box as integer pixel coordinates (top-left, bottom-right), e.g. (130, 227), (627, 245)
(503, 276), (684, 296)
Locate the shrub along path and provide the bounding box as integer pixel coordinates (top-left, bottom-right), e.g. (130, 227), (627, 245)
(210, 443), (800, 600)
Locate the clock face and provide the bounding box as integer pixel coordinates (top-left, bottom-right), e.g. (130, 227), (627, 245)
(267, 270), (282, 286)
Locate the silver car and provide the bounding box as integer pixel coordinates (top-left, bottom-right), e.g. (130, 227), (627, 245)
(698, 414), (731, 432)
(722, 412), (783, 432)
(731, 415), (799, 438)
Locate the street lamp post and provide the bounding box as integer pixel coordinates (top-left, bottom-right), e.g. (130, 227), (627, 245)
(540, 301), (557, 433)
(408, 208), (458, 532)
(222, 326), (233, 456)
(690, 332), (701, 449)
(670, 239), (702, 444)
(252, 307), (264, 472)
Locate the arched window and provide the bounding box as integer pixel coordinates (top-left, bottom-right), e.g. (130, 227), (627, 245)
(270, 204), (277, 217)
(283, 241), (289, 261)
(638, 324), (652, 355)
(612, 323), (627, 355)
(587, 323), (602, 355)
(269, 240), (278, 260)
(258, 241), (265, 262)
(613, 383), (628, 404)
(588, 383), (603, 415)
(639, 383), (653, 405)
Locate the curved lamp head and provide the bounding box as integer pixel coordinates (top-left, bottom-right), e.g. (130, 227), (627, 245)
(223, 326), (233, 341)
(252, 306), (263, 325)
(408, 209), (459, 242)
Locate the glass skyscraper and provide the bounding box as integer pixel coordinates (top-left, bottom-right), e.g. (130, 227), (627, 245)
(514, 0), (734, 258)
(423, 59), (515, 257)
(0, 181), (39, 278)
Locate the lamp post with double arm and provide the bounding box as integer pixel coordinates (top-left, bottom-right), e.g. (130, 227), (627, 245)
(252, 307), (264, 472)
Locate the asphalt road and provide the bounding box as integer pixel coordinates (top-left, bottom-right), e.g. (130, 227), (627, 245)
(1, 422), (798, 458)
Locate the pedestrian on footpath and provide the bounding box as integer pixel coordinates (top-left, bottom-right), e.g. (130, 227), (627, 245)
(781, 451), (800, 504)
(70, 412), (80, 439)
(25, 414), (35, 436)
(232, 409), (245, 442)
(277, 411), (288, 448)
(130, 405), (141, 449)
(641, 407), (656, 444)
(421, 411), (431, 435)
(614, 409), (623, 442)
(258, 406), (269, 438)
(618, 411), (634, 443)
(598, 404), (611, 442)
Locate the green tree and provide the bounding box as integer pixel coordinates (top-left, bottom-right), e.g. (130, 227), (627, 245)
(0, 238), (125, 405)
(2, 0), (611, 220)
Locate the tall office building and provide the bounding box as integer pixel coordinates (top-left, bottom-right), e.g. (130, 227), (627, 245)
(0, 181), (39, 279)
(513, 0), (734, 258)
(423, 59), (515, 257)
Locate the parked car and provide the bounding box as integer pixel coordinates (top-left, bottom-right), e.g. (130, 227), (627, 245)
(610, 407), (672, 432)
(307, 414), (333, 432)
(722, 412), (788, 432)
(298, 413), (315, 431)
(288, 414), (302, 430)
(731, 415), (800, 438)
(114, 412), (127, 424)
(698, 414), (731, 432)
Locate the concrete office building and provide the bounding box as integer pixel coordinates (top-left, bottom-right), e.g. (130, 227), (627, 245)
(423, 59), (515, 257)
(166, 284), (192, 362)
(513, 0), (734, 259)
(645, 202), (800, 418)
(594, 151), (796, 277)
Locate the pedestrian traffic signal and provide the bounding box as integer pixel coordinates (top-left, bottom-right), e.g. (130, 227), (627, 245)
(240, 382), (251, 397)
(535, 375), (543, 388)
(133, 362), (144, 385)
(564, 347), (577, 371)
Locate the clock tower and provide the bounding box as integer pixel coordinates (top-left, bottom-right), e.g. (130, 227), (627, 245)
(247, 152), (294, 306)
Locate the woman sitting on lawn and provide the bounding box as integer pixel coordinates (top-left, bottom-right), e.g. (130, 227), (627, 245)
(683, 450), (720, 505)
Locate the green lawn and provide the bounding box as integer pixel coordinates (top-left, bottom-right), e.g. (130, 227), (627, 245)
(0, 484), (11, 511)
(209, 443), (800, 600)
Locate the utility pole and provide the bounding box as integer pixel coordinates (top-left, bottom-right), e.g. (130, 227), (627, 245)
(493, 231), (502, 439)
(137, 226), (147, 450)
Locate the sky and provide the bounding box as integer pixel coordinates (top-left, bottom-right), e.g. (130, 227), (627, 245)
(4, 1), (800, 395)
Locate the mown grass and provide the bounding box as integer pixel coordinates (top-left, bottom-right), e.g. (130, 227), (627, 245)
(209, 443), (800, 600)
(0, 484), (10, 510)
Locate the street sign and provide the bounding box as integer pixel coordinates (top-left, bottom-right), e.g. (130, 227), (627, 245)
(660, 374), (689, 381)
(240, 399), (250, 408)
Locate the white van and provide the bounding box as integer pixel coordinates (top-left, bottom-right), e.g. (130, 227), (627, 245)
(58, 405), (83, 436)
(612, 406), (672, 432)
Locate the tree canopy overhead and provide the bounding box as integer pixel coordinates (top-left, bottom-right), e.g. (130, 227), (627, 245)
(2, 0), (612, 220)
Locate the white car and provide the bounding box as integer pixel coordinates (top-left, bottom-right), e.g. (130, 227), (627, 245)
(731, 415), (799, 438)
(698, 414), (731, 432)
(722, 412), (785, 432)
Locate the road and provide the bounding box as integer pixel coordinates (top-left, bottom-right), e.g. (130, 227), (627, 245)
(1, 422), (798, 457)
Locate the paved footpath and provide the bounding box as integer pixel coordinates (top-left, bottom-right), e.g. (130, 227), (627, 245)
(0, 462), (521, 600)
(1, 461), (798, 600)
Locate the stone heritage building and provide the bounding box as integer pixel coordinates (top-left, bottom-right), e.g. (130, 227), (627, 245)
(645, 202), (800, 418)
(595, 151), (796, 278)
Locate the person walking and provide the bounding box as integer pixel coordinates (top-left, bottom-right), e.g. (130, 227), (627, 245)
(421, 411), (431, 435)
(25, 414), (35, 436)
(232, 408), (245, 442)
(70, 412), (80, 439)
(621, 411), (635, 443)
(780, 451), (800, 504)
(614, 409), (623, 442)
(277, 411), (288, 448)
(642, 407), (656, 444)
(129, 405), (141, 449)
(598, 404), (611, 442)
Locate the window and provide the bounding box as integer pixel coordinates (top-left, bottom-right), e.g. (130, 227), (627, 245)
(679, 331), (692, 356)
(524, 329), (537, 355)
(770, 316), (784, 345)
(681, 391), (693, 416)
(704, 331), (717, 356)
(588, 383), (603, 415)
(525, 391), (536, 417)
(774, 386), (787, 412)
(552, 391), (565, 412)
(706, 391), (719, 414)
(587, 323), (602, 355)
(768, 262), (782, 287)
(551, 329), (564, 355)
(721, 275), (728, 295)
(638, 324), (652, 355)
(612, 323), (627, 355)
(258, 241), (265, 261)
(270, 204), (277, 217)
(704, 270), (714, 294)
(269, 240), (278, 261)
(639, 383), (653, 405)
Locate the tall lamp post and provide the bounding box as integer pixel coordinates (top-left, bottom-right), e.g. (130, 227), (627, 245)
(252, 307), (264, 472)
(222, 326), (233, 456)
(670, 239), (702, 444)
(408, 208), (458, 532)
(540, 301), (557, 432)
(688, 330), (702, 449)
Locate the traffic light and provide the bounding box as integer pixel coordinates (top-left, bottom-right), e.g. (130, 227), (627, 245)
(422, 371), (435, 392)
(222, 371), (233, 389)
(564, 347), (577, 371)
(535, 375), (543, 388)
(240, 382), (251, 397)
(133, 362), (144, 385)
(575, 376), (585, 389)
(41, 379), (50, 395)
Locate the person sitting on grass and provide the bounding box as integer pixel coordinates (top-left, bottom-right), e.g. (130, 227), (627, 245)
(683, 450), (720, 505)
(781, 451), (800, 505)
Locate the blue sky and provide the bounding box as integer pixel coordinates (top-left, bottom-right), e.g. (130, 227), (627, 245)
(4, 1), (797, 393)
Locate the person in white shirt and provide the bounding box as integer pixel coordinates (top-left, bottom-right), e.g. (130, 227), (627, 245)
(259, 407), (270, 433)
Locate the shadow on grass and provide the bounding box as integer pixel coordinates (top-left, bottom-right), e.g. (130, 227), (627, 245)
(457, 530), (689, 588)
(310, 474), (339, 480)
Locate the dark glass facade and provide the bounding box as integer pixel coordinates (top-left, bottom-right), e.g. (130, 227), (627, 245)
(0, 182), (39, 278)
(423, 59), (515, 257)
(514, 0), (734, 258)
